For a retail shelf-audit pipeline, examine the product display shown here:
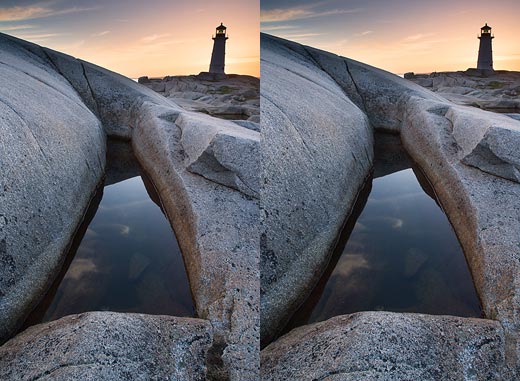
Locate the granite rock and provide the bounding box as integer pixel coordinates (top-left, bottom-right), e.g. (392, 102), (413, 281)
(0, 32), (259, 379)
(261, 312), (508, 381)
(0, 33), (105, 342)
(261, 34), (520, 377)
(406, 70), (520, 113)
(0, 312), (212, 380)
(445, 107), (520, 182)
(132, 102), (259, 380)
(140, 73), (259, 123)
(176, 112), (260, 198)
(260, 34), (373, 344)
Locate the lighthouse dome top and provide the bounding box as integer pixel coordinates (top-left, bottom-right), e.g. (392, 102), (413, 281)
(481, 23), (492, 30)
(216, 23), (227, 30)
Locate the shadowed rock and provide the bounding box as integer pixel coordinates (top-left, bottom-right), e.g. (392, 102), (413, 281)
(260, 34), (373, 344)
(0, 33), (105, 343)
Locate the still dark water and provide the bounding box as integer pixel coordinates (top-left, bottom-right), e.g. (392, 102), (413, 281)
(286, 133), (482, 330)
(25, 141), (194, 325)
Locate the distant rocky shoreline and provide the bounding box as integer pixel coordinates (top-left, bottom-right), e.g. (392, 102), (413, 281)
(138, 73), (259, 125)
(404, 70), (520, 120)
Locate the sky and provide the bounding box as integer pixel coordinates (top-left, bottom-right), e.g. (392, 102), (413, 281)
(261, 0), (520, 74)
(0, 0), (259, 78)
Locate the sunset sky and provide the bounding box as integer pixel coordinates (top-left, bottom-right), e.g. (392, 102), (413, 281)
(0, 0), (259, 78)
(261, 0), (520, 74)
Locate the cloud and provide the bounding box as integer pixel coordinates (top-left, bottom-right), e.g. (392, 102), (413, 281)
(260, 25), (296, 32)
(14, 32), (62, 42)
(355, 30), (373, 37)
(140, 33), (171, 43)
(281, 33), (323, 39)
(119, 224), (130, 236)
(0, 4), (99, 22)
(261, 6), (359, 23)
(0, 24), (35, 31)
(403, 33), (435, 42)
(64, 258), (98, 280)
(93, 30), (111, 37)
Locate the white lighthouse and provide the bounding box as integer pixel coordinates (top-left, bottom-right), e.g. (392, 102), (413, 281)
(209, 23), (228, 74)
(477, 23), (494, 71)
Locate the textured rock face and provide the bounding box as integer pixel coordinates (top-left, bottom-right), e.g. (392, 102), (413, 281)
(445, 107), (520, 182)
(261, 312), (507, 381)
(260, 34), (373, 344)
(0, 33), (259, 379)
(176, 112), (260, 198)
(261, 34), (520, 378)
(132, 102), (259, 380)
(0, 312), (213, 380)
(301, 46), (446, 133)
(401, 98), (520, 375)
(0, 33), (105, 342)
(42, 49), (175, 140)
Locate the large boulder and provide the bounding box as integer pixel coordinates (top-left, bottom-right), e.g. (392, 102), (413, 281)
(261, 312), (507, 380)
(401, 97), (520, 374)
(260, 34), (373, 344)
(0, 312), (213, 380)
(261, 33), (520, 377)
(132, 102), (259, 380)
(300, 45), (445, 132)
(0, 32), (259, 379)
(0, 33), (105, 342)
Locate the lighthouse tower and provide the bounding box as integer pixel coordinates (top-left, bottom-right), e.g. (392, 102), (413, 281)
(209, 23), (228, 74)
(477, 23), (494, 71)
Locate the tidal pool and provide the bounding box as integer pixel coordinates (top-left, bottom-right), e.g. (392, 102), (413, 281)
(286, 133), (482, 330)
(24, 140), (194, 326)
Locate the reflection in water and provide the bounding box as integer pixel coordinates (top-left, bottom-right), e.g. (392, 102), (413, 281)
(24, 140), (194, 325)
(285, 133), (482, 331)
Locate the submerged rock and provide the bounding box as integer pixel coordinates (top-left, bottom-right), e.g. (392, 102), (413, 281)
(127, 252), (150, 281)
(0, 312), (212, 380)
(403, 248), (428, 278)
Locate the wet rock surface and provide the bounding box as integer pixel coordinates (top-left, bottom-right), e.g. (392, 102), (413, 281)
(261, 312), (507, 381)
(0, 311), (212, 381)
